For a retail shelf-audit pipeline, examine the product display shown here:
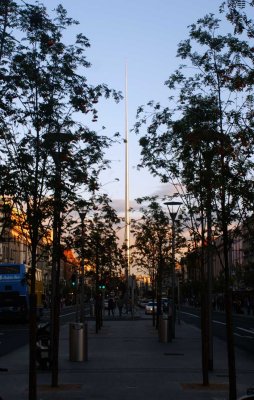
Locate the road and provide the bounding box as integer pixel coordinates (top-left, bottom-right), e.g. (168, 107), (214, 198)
(180, 305), (254, 355)
(1, 304), (254, 358)
(0, 305), (79, 358)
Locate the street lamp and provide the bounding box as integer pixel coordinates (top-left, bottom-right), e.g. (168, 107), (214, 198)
(77, 209), (88, 362)
(164, 200), (182, 339)
(79, 211), (86, 324)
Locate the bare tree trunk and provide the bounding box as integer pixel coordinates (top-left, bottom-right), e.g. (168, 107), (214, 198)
(29, 242), (38, 400)
(200, 217), (209, 386)
(206, 191), (214, 371)
(222, 220), (237, 400)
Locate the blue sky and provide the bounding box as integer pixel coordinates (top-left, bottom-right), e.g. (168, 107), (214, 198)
(30, 0), (225, 213)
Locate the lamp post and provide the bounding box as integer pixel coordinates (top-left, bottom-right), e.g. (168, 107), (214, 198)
(176, 271), (181, 325)
(79, 211), (86, 324)
(76, 198), (92, 322)
(50, 148), (62, 387)
(164, 200), (182, 339)
(77, 209), (88, 361)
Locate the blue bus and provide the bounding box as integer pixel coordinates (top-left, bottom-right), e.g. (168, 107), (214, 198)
(0, 263), (44, 322)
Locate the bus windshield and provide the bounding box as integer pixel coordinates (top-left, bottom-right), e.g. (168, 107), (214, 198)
(0, 265), (20, 274)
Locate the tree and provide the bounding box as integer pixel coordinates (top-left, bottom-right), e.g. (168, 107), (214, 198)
(68, 193), (124, 331)
(134, 9), (254, 399)
(89, 195), (123, 331)
(0, 2), (122, 399)
(131, 197), (185, 328)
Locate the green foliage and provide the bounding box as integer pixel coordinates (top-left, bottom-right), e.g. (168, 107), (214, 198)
(134, 8), (254, 244)
(0, 1), (122, 247)
(131, 197), (171, 275)
(67, 193), (124, 279)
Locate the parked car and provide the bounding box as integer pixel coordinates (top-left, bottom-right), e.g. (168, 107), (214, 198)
(145, 301), (157, 315)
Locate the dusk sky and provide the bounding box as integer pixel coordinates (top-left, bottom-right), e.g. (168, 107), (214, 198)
(27, 0), (227, 214)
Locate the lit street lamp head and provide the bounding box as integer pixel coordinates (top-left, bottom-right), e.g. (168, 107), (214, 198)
(164, 201), (182, 221)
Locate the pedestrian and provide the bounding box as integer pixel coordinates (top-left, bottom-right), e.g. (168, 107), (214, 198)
(117, 296), (124, 317)
(108, 297), (115, 316)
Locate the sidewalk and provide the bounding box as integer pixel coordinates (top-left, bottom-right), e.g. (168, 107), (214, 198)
(1, 310), (254, 400)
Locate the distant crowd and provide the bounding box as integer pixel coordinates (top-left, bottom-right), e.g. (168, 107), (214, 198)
(107, 296), (133, 317)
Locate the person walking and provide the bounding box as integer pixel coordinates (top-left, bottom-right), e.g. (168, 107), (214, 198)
(117, 296), (124, 317)
(108, 297), (116, 316)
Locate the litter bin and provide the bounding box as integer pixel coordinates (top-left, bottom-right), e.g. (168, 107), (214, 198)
(69, 322), (88, 362)
(159, 315), (168, 343)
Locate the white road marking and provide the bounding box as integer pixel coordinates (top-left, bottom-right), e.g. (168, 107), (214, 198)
(182, 311), (254, 339)
(236, 326), (254, 335)
(234, 333), (253, 338)
(181, 311), (199, 318)
(213, 320), (226, 326)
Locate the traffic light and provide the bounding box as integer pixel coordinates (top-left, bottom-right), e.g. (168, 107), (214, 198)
(71, 273), (77, 287)
(99, 281), (106, 289)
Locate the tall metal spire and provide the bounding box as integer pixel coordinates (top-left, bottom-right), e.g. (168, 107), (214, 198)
(124, 63), (130, 282)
